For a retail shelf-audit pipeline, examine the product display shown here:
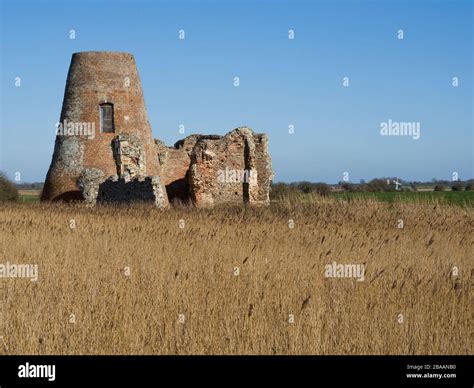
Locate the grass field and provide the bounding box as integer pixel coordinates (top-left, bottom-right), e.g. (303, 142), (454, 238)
(17, 190), (42, 203)
(333, 190), (474, 206)
(0, 197), (472, 355)
(14, 189), (474, 207)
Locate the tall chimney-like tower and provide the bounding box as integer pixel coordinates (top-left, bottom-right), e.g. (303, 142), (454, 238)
(42, 51), (167, 205)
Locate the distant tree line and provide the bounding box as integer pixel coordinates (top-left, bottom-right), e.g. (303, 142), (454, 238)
(434, 181), (473, 192)
(337, 178), (404, 193)
(15, 182), (44, 190)
(270, 182), (331, 199)
(271, 178), (474, 198)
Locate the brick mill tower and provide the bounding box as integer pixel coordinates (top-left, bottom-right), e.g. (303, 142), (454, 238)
(42, 51), (169, 207)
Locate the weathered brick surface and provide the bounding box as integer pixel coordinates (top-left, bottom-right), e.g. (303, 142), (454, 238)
(189, 127), (273, 207)
(155, 135), (222, 202)
(156, 128), (274, 207)
(251, 133), (273, 204)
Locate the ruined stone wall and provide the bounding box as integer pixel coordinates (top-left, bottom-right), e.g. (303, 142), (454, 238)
(113, 133), (146, 180)
(155, 135), (221, 203)
(77, 168), (167, 208)
(250, 133), (273, 204)
(189, 130), (246, 206)
(157, 127), (274, 207)
(42, 51), (167, 205)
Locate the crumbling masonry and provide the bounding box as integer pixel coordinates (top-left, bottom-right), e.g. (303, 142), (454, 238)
(42, 52), (273, 207)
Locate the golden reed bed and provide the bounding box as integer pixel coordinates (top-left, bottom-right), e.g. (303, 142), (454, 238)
(0, 197), (472, 355)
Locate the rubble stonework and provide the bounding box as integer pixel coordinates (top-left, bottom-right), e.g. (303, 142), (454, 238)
(77, 168), (167, 209)
(97, 176), (167, 208)
(157, 127), (274, 206)
(42, 52), (273, 207)
(77, 168), (105, 205)
(155, 134), (222, 202)
(112, 133), (146, 179)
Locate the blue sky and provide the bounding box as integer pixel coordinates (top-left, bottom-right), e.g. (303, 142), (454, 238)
(1, 0), (472, 183)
